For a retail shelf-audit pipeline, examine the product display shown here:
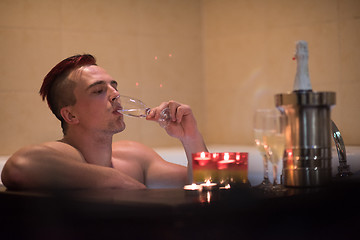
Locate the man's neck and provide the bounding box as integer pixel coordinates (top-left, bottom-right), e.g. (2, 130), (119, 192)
(61, 130), (114, 167)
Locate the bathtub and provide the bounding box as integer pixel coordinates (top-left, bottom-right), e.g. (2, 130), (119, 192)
(0, 145), (359, 186)
(154, 145), (360, 186)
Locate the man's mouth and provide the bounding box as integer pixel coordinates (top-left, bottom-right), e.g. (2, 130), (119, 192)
(113, 106), (123, 113)
(113, 109), (122, 116)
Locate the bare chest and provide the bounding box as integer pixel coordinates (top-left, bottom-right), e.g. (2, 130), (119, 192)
(111, 157), (144, 183)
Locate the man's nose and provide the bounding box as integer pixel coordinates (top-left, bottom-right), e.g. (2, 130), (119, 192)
(109, 85), (120, 102)
(111, 94), (120, 102)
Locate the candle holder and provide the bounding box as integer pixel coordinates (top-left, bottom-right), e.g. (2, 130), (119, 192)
(214, 152), (250, 188)
(216, 152), (236, 186)
(192, 151), (250, 188)
(230, 152), (250, 187)
(192, 152), (217, 184)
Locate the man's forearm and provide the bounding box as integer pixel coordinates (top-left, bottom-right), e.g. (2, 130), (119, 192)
(181, 131), (208, 184)
(2, 154), (146, 190)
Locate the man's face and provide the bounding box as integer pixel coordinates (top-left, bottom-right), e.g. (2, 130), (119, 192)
(69, 65), (125, 135)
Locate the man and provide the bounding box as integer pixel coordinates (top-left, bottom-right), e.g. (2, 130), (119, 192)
(1, 54), (208, 190)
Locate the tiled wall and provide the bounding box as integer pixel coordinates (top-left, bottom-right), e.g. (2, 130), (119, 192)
(0, 0), (359, 155)
(0, 0), (204, 155)
(202, 0), (360, 146)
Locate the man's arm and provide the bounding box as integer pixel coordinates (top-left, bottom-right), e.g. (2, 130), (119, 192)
(1, 142), (146, 190)
(112, 140), (188, 189)
(147, 101), (208, 184)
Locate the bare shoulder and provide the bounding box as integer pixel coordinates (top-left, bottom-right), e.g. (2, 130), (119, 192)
(112, 140), (163, 164)
(112, 141), (187, 188)
(2, 141), (87, 189)
(112, 140), (158, 157)
(11, 141), (85, 163)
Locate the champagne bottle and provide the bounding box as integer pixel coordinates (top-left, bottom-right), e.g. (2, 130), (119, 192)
(293, 40), (312, 91)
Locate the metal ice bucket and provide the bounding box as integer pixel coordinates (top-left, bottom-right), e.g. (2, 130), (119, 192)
(275, 91), (336, 187)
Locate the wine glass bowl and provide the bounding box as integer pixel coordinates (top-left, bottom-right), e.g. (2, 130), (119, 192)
(253, 109), (273, 190)
(262, 109), (287, 192)
(253, 108), (287, 193)
(115, 95), (171, 127)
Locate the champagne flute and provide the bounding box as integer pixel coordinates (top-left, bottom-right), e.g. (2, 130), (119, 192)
(253, 109), (273, 190)
(263, 109), (286, 192)
(115, 95), (170, 128)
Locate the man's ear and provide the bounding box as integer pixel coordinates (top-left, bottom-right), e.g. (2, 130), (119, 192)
(60, 107), (79, 125)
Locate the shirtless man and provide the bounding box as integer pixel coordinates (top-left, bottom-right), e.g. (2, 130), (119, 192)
(1, 54), (207, 190)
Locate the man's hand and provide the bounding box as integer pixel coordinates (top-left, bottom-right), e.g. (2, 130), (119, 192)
(146, 100), (199, 141)
(146, 100), (208, 184)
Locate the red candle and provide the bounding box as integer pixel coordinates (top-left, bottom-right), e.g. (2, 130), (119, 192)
(235, 152), (248, 165)
(192, 152), (211, 166)
(231, 152), (249, 185)
(217, 152), (236, 170)
(215, 152), (235, 185)
(192, 152), (216, 184)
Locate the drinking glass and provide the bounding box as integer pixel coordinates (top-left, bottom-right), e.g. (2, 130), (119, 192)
(263, 109), (286, 192)
(253, 109), (273, 190)
(115, 95), (170, 128)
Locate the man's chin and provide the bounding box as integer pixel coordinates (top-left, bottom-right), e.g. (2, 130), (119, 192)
(115, 123), (126, 133)
(107, 122), (126, 135)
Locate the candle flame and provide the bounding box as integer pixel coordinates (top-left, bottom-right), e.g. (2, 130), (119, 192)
(200, 152), (206, 158)
(184, 183), (202, 191)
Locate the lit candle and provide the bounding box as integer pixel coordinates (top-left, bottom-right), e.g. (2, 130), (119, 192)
(183, 183), (202, 191)
(200, 180), (218, 191)
(192, 152), (211, 166)
(235, 152), (248, 164)
(231, 152), (249, 186)
(219, 184), (231, 190)
(192, 152), (216, 184)
(217, 152), (236, 170)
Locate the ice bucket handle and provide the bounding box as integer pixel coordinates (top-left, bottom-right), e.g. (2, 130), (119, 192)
(331, 120), (352, 177)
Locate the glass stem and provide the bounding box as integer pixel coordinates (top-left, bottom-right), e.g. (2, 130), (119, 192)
(273, 164), (278, 185)
(262, 155), (270, 182)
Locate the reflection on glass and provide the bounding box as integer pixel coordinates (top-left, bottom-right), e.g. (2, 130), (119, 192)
(253, 109), (273, 190)
(264, 110), (287, 192)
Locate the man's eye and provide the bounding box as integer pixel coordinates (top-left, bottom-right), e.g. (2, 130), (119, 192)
(93, 89), (104, 94)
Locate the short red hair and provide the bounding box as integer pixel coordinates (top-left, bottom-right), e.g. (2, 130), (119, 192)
(39, 54), (97, 133)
